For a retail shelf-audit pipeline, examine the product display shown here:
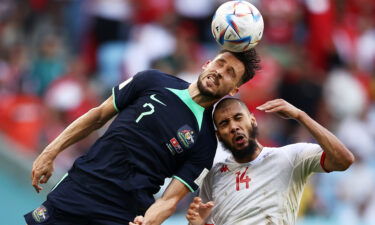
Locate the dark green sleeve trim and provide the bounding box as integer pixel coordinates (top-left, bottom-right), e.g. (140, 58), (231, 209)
(173, 175), (195, 192)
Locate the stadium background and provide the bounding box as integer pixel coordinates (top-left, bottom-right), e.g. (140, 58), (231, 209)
(0, 0), (374, 224)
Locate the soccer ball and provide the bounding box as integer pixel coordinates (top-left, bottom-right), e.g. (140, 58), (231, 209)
(211, 0), (264, 52)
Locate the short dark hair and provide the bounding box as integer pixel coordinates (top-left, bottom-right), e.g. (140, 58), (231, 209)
(220, 48), (261, 85)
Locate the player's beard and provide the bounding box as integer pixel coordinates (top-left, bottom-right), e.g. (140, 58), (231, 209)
(220, 124), (259, 161)
(197, 73), (225, 99)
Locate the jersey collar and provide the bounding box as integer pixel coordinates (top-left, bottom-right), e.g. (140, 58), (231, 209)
(166, 88), (204, 131)
(224, 147), (269, 170)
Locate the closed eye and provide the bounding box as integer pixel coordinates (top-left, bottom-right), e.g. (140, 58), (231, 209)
(218, 119), (228, 127)
(227, 67), (236, 78)
(234, 113), (243, 121)
(216, 59), (225, 67)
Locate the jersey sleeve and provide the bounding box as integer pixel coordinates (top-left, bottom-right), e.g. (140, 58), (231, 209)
(112, 70), (157, 111)
(173, 132), (217, 192)
(199, 169), (214, 202)
(282, 143), (326, 178)
(199, 169), (216, 225)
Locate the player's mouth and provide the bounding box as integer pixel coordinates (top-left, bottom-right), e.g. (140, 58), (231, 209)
(206, 74), (219, 87)
(233, 133), (247, 147)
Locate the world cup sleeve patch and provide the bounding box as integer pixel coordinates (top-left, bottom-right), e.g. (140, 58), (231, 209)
(177, 125), (196, 149)
(32, 205), (49, 223)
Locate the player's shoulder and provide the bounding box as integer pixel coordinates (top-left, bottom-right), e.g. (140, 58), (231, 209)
(135, 69), (189, 86)
(213, 161), (226, 170)
(211, 156), (235, 172)
(274, 143), (322, 164)
(279, 143), (320, 152)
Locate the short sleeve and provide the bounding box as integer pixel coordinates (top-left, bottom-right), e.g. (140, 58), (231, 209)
(199, 170), (214, 203)
(282, 143), (326, 177)
(199, 170), (215, 225)
(173, 135), (217, 192)
(112, 70), (155, 111)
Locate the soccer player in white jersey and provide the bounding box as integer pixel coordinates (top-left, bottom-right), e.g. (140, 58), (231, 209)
(186, 98), (355, 225)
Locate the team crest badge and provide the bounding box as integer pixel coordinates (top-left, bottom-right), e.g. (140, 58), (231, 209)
(32, 205), (49, 223)
(177, 125), (196, 149)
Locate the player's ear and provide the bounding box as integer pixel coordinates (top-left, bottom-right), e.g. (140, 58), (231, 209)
(202, 60), (211, 70)
(249, 112), (257, 126)
(251, 118), (257, 127)
(228, 87), (239, 96)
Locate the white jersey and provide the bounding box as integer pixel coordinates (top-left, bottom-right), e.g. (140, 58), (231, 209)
(200, 143), (328, 225)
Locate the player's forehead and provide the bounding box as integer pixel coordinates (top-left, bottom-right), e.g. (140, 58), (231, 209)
(214, 52), (245, 74)
(214, 100), (250, 121)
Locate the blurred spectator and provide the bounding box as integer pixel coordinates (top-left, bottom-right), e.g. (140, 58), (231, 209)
(355, 19), (375, 73)
(336, 116), (375, 162)
(28, 34), (66, 96)
(44, 57), (98, 123)
(239, 48), (281, 111)
(0, 94), (44, 153)
(261, 0), (303, 44)
(133, 0), (174, 24)
(304, 0), (335, 70)
(97, 42), (127, 95)
(175, 0), (216, 42)
(0, 43), (29, 95)
(123, 23), (176, 77)
(324, 68), (367, 119)
(85, 0), (133, 45)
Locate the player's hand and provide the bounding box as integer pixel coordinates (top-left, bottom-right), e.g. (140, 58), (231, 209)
(129, 215), (144, 225)
(31, 151), (55, 193)
(256, 99), (303, 120)
(186, 197), (214, 225)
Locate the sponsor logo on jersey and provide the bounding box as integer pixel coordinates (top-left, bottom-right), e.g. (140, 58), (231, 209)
(170, 137), (183, 154)
(220, 164), (230, 173)
(150, 94), (166, 106)
(177, 125), (196, 149)
(32, 205), (49, 223)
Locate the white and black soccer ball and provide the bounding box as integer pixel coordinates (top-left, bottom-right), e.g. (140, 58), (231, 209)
(211, 0), (264, 52)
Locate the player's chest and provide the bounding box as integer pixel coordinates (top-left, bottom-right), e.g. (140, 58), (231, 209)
(131, 90), (206, 155)
(132, 89), (201, 122)
(212, 159), (292, 201)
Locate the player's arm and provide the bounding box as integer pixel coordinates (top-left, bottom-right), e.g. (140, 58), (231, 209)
(257, 99), (355, 172)
(31, 96), (117, 192)
(129, 178), (190, 225)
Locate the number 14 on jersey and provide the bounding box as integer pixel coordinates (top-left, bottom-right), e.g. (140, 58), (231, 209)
(235, 167), (251, 191)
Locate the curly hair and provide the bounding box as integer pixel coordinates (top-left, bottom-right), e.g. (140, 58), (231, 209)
(220, 48), (261, 85)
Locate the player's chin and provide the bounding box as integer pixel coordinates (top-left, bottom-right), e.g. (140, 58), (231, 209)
(234, 142), (249, 151)
(203, 81), (218, 91)
(201, 85), (219, 97)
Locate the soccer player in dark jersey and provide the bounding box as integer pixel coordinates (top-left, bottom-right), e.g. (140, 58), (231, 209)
(25, 49), (260, 225)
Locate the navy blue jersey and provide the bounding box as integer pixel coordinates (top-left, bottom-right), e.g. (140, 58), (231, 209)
(49, 70), (217, 218)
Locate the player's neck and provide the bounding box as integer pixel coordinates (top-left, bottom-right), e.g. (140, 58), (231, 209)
(188, 83), (220, 108)
(235, 142), (263, 163)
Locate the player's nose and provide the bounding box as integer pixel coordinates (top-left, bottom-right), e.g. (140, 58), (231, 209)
(230, 123), (240, 134)
(215, 69), (224, 79)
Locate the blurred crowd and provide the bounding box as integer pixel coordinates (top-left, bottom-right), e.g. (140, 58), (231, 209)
(0, 0), (374, 224)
